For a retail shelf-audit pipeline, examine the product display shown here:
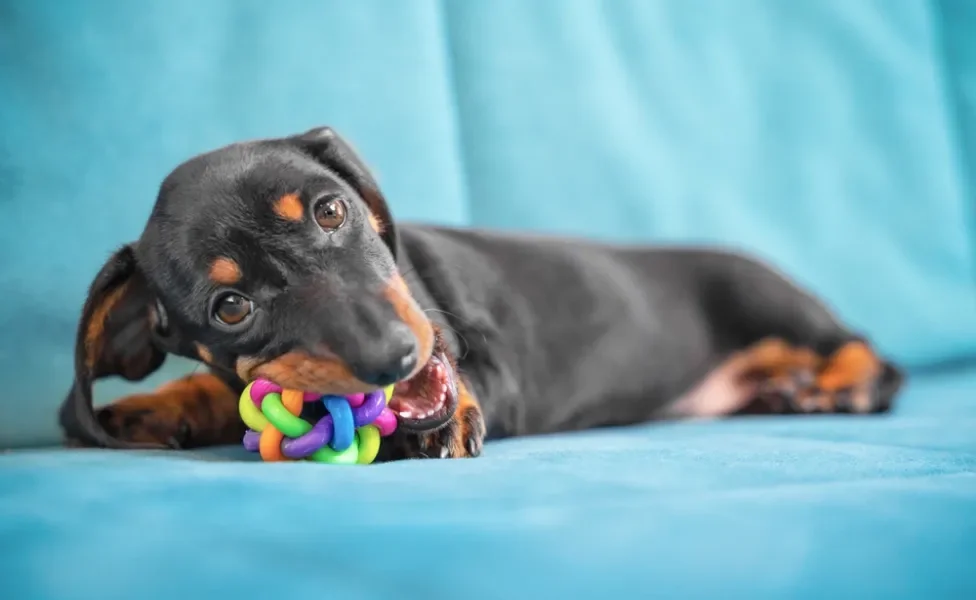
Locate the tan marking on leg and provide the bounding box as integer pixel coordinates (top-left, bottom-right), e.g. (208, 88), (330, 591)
(817, 341), (881, 391)
(667, 338), (821, 418)
(669, 338), (888, 418)
(96, 374), (242, 448)
(449, 381), (484, 457)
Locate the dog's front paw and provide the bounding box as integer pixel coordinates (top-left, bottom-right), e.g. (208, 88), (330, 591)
(91, 375), (242, 449)
(422, 397), (486, 458)
(388, 384), (486, 459)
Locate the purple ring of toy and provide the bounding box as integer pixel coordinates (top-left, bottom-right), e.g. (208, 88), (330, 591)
(353, 389), (386, 426)
(281, 414), (335, 459)
(243, 429), (260, 451)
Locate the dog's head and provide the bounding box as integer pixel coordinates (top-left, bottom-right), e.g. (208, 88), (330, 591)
(62, 126), (458, 448)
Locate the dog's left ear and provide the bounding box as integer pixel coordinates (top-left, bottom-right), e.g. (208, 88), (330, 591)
(291, 126), (399, 260)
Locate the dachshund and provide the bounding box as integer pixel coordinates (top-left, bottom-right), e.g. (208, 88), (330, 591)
(60, 126), (904, 459)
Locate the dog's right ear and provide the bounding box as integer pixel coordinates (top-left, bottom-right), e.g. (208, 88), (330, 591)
(59, 245), (167, 448)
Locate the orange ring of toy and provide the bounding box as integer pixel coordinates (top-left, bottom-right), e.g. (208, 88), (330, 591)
(258, 389), (306, 461)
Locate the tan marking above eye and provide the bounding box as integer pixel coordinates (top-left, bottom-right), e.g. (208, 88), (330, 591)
(273, 193), (304, 222)
(209, 257), (241, 285)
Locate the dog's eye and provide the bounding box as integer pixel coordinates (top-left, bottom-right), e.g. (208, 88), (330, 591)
(314, 196), (346, 230)
(213, 294), (253, 326)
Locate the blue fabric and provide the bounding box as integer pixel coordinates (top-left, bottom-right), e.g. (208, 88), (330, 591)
(2, 2), (976, 597)
(2, 367), (975, 599)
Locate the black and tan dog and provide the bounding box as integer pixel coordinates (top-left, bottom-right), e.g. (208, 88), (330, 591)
(60, 126), (904, 459)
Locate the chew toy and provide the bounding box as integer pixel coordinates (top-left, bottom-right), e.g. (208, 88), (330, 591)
(239, 378), (397, 464)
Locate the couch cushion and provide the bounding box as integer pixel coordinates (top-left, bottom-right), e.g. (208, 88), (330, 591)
(2, 367), (974, 599)
(444, 0), (976, 368)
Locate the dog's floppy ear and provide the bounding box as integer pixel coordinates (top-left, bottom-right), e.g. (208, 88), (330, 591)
(291, 126), (399, 259)
(59, 245), (167, 448)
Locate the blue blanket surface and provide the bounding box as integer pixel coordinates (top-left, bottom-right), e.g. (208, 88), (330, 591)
(3, 368), (974, 600)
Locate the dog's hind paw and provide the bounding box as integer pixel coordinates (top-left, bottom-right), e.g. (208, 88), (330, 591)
(743, 340), (904, 415)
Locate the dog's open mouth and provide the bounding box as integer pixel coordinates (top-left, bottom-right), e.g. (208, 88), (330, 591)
(389, 352), (458, 432)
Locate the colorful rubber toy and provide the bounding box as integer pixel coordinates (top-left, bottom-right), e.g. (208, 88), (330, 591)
(239, 378), (397, 464)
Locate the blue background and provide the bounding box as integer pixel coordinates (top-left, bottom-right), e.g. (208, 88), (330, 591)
(1, 1), (974, 598)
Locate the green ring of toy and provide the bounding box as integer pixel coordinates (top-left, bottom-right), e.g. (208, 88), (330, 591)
(309, 435), (360, 464)
(356, 425), (381, 464)
(261, 393), (312, 438)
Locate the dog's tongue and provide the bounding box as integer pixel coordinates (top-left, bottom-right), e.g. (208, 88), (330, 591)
(389, 354), (457, 429)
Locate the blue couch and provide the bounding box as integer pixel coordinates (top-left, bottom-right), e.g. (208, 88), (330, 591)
(1, 1), (974, 598)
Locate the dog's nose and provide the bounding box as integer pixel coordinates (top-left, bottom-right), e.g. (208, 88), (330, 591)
(350, 322), (419, 387)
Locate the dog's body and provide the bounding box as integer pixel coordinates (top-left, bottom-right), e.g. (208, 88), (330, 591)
(61, 127), (903, 459)
(391, 225), (902, 442)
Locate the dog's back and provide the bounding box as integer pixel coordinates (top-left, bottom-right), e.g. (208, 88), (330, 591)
(397, 225), (901, 437)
